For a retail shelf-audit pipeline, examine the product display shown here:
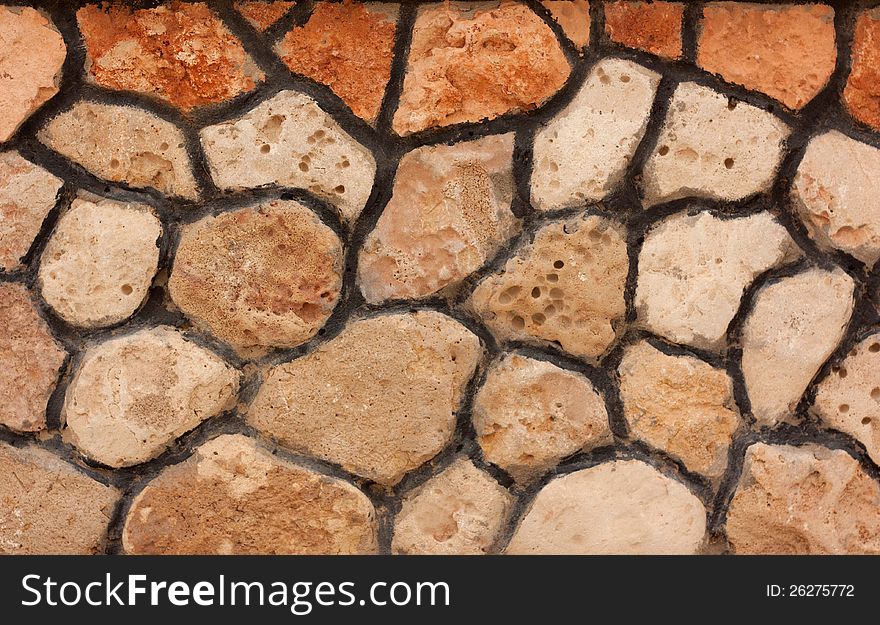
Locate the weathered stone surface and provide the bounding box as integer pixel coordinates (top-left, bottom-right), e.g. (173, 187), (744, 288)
(469, 213), (628, 361)
(618, 341), (739, 480)
(169, 200), (342, 353)
(792, 131), (880, 266)
(235, 0), (294, 30)
(0, 152), (62, 271)
(541, 0), (590, 49)
(249, 311), (481, 486)
(0, 283), (65, 432)
(741, 267), (854, 426)
(359, 134), (519, 302)
(39, 101), (198, 199)
(472, 354), (612, 482)
(63, 327), (239, 468)
(200, 90), (375, 223)
(0, 442), (119, 554)
(393, 2), (570, 135)
(507, 460), (706, 554)
(727, 443), (880, 554)
(642, 82), (790, 206)
(604, 1), (683, 59)
(636, 211), (798, 350)
(277, 2), (397, 123)
(0, 6), (65, 142)
(698, 4), (836, 110)
(392, 459), (513, 555)
(38, 198), (161, 328)
(531, 59), (659, 211)
(843, 9), (880, 131)
(123, 435), (378, 554)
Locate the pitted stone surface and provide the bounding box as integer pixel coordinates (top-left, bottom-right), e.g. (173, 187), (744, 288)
(541, 0), (590, 49)
(604, 1), (684, 59)
(843, 9), (880, 131)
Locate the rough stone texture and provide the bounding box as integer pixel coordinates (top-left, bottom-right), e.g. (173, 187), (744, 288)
(642, 82), (790, 206)
(249, 312), (481, 486)
(0, 6), (66, 142)
(77, 2), (262, 112)
(727, 443), (880, 554)
(636, 211), (799, 350)
(359, 134), (519, 302)
(392, 459), (513, 555)
(169, 200), (342, 353)
(0, 151), (62, 271)
(618, 341), (739, 480)
(742, 267), (855, 426)
(63, 327), (239, 468)
(39, 101), (198, 199)
(392, 2), (570, 135)
(200, 90), (375, 223)
(38, 198), (161, 328)
(123, 434), (378, 554)
(235, 0), (294, 30)
(469, 213), (628, 361)
(0, 442), (119, 554)
(843, 9), (880, 132)
(507, 460), (706, 554)
(277, 2), (397, 123)
(0, 283), (65, 432)
(698, 3), (836, 110)
(531, 58), (660, 211)
(604, 1), (684, 59)
(541, 0), (590, 49)
(792, 131), (880, 266)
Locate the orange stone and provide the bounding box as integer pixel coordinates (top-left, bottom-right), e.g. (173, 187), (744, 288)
(844, 9), (880, 131)
(235, 0), (294, 31)
(542, 0), (590, 49)
(604, 1), (683, 59)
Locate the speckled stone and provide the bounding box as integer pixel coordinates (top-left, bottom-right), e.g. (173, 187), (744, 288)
(604, 1), (684, 59)
(843, 9), (880, 131)
(235, 0), (294, 30)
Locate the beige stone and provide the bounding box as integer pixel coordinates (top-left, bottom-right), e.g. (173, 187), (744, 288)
(123, 434), (378, 554)
(642, 82), (790, 205)
(392, 459), (513, 555)
(507, 460), (706, 554)
(248, 311), (482, 486)
(727, 443), (880, 554)
(742, 267), (854, 426)
(38, 198), (161, 328)
(200, 90), (376, 223)
(358, 134), (519, 302)
(531, 59), (660, 211)
(541, 0), (590, 49)
(472, 354), (612, 482)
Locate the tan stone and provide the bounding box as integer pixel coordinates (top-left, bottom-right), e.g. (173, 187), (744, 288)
(507, 460), (706, 554)
(844, 9), (880, 131)
(531, 59), (660, 211)
(169, 200), (342, 353)
(235, 1), (294, 31)
(541, 0), (590, 49)
(248, 311), (482, 486)
(742, 267), (854, 426)
(0, 442), (119, 554)
(469, 213), (627, 361)
(38, 198), (161, 328)
(604, 1), (684, 59)
(727, 443), (880, 554)
(123, 434), (378, 554)
(358, 134), (519, 302)
(472, 354), (612, 482)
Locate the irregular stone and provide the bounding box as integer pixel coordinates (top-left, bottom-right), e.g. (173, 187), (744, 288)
(200, 90), (376, 223)
(0, 7), (66, 142)
(358, 134), (519, 302)
(469, 213), (628, 361)
(642, 82), (790, 206)
(507, 460), (706, 554)
(531, 58), (660, 211)
(541, 0), (590, 49)
(249, 311), (481, 486)
(63, 327), (239, 468)
(392, 459), (513, 555)
(741, 267), (854, 426)
(0, 442), (119, 554)
(0, 152), (62, 271)
(472, 354), (612, 482)
(0, 283), (65, 432)
(727, 443), (880, 554)
(235, 0), (294, 30)
(38, 198), (161, 328)
(604, 1), (684, 59)
(393, 2), (570, 135)
(792, 131), (880, 265)
(277, 2), (397, 123)
(636, 211), (799, 350)
(698, 3), (836, 110)
(843, 9), (880, 131)
(39, 101), (198, 199)
(123, 434), (378, 554)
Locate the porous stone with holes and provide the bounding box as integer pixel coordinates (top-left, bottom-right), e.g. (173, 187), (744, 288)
(843, 8), (880, 131)
(604, 1), (684, 59)
(541, 0), (590, 50)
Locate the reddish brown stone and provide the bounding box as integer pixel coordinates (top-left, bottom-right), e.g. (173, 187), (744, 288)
(604, 1), (683, 59)
(235, 0), (294, 31)
(844, 9), (880, 131)
(542, 0), (590, 49)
